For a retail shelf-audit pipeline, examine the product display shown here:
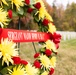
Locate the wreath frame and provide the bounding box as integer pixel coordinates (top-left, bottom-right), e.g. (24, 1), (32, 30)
(0, 0), (61, 75)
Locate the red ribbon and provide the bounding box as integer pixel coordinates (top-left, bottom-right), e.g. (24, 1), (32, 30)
(0, 28), (50, 42)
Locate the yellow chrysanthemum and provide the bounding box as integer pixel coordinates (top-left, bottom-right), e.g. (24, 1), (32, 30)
(45, 12), (53, 22)
(0, 0), (8, 6)
(11, 0), (24, 10)
(40, 55), (50, 68)
(50, 56), (56, 68)
(39, 7), (46, 19)
(9, 65), (26, 75)
(25, 63), (38, 75)
(0, 38), (18, 66)
(48, 23), (56, 34)
(41, 71), (48, 75)
(0, 52), (2, 58)
(0, 8), (9, 28)
(35, 0), (53, 22)
(43, 40), (57, 52)
(35, 0), (46, 19)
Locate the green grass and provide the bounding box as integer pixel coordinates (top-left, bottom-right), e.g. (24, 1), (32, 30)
(61, 39), (76, 49)
(19, 39), (76, 75)
(54, 39), (76, 75)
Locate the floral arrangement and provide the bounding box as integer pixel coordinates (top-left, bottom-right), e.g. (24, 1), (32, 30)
(0, 0), (61, 75)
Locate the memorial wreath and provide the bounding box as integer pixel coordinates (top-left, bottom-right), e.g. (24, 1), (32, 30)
(0, 0), (61, 75)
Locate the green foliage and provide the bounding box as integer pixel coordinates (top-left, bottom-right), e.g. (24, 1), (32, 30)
(52, 2), (59, 29)
(64, 2), (76, 31)
(0, 66), (14, 75)
(17, 8), (24, 16)
(51, 1), (64, 31)
(51, 1), (76, 31)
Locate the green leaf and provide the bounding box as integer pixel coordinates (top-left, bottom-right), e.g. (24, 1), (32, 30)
(0, 66), (13, 75)
(17, 8), (24, 15)
(0, 67), (8, 75)
(34, 15), (39, 22)
(13, 11), (18, 17)
(40, 48), (45, 52)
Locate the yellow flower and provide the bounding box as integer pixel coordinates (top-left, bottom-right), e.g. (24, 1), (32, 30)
(0, 0), (8, 6)
(45, 12), (53, 22)
(9, 65), (26, 75)
(39, 7), (46, 19)
(40, 55), (50, 68)
(48, 23), (56, 34)
(35, 0), (46, 19)
(11, 0), (24, 10)
(0, 8), (9, 28)
(25, 63), (38, 75)
(50, 56), (56, 68)
(0, 52), (2, 58)
(0, 38), (18, 66)
(35, 0), (53, 22)
(41, 71), (48, 75)
(43, 40), (57, 52)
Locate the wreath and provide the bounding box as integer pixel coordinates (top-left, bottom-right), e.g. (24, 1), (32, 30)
(0, 0), (61, 75)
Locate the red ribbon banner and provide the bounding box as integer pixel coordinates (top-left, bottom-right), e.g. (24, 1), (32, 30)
(0, 28), (50, 42)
